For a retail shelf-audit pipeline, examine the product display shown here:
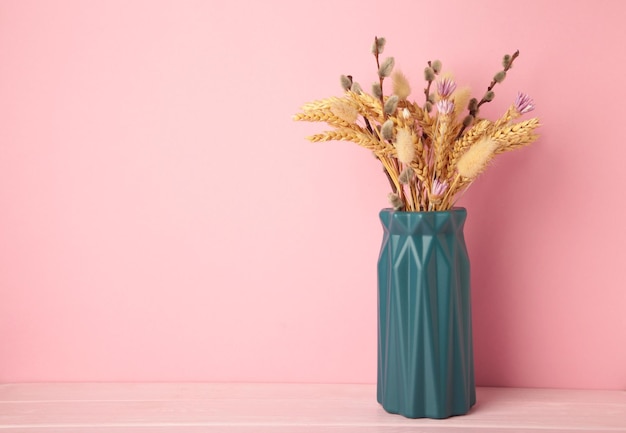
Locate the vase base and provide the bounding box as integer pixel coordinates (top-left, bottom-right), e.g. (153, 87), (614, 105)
(378, 399), (476, 420)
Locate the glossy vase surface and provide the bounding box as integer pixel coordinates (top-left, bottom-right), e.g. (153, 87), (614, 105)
(377, 208), (476, 419)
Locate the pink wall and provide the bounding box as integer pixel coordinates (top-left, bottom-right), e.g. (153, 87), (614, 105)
(1, 0), (625, 389)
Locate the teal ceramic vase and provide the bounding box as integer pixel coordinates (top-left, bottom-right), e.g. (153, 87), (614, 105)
(377, 208), (476, 419)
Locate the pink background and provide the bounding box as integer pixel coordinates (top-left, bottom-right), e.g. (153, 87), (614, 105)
(1, 0), (625, 389)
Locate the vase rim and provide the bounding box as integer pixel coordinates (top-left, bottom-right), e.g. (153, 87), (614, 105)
(380, 207), (466, 215)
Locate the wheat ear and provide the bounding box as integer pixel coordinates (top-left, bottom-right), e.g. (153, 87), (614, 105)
(491, 118), (540, 153)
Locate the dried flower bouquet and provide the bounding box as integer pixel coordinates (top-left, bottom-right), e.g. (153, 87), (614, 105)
(294, 37), (540, 211)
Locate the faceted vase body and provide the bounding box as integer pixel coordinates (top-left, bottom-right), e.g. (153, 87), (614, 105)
(377, 208), (476, 419)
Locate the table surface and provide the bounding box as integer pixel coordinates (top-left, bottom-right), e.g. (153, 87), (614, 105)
(0, 383), (625, 432)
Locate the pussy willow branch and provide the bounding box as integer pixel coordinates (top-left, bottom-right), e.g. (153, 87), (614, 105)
(456, 50), (520, 139)
(474, 50), (519, 114)
(423, 60), (434, 106)
(373, 36), (387, 120)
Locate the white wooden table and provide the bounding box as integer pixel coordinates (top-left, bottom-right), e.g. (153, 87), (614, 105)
(0, 383), (624, 432)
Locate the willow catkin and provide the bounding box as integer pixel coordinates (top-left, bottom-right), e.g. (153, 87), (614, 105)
(388, 192), (404, 210)
(378, 57), (395, 77)
(456, 137), (499, 179)
(398, 166), (414, 184)
(384, 95), (399, 115)
(381, 119), (394, 140)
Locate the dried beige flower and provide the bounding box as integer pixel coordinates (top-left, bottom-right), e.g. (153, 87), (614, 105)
(330, 100), (358, 124)
(395, 128), (415, 165)
(392, 70), (411, 100)
(456, 137), (499, 179)
(453, 87), (471, 118)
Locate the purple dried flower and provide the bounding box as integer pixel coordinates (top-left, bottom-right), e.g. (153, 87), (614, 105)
(432, 179), (448, 196)
(436, 99), (455, 115)
(514, 92), (535, 114)
(436, 77), (457, 98)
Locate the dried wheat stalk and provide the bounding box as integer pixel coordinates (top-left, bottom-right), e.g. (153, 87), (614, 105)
(294, 37), (540, 211)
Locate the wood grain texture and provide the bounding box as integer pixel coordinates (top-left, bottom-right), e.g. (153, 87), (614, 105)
(0, 384), (624, 432)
